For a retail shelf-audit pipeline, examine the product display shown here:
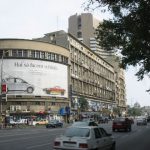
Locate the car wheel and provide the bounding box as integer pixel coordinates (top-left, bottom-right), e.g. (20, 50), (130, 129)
(110, 143), (116, 150)
(27, 87), (34, 93)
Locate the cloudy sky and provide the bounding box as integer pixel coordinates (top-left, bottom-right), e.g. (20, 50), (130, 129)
(0, 0), (150, 106)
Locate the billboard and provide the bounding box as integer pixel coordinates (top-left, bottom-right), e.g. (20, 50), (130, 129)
(0, 59), (68, 98)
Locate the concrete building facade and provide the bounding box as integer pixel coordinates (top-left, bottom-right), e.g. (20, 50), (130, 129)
(68, 13), (114, 58)
(0, 39), (70, 116)
(35, 30), (116, 113)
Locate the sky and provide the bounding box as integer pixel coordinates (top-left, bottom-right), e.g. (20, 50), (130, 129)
(0, 0), (150, 107)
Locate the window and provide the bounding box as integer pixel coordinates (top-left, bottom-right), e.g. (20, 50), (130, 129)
(94, 128), (101, 138)
(36, 51), (40, 58)
(23, 50), (28, 57)
(31, 51), (35, 58)
(18, 50), (22, 57)
(77, 32), (82, 38)
(12, 50), (17, 57)
(99, 128), (107, 137)
(47, 52), (51, 60)
(41, 52), (45, 59)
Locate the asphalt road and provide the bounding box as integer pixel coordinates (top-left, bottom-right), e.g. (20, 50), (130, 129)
(0, 122), (150, 150)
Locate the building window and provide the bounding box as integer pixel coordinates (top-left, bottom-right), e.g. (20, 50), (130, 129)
(77, 32), (82, 38)
(31, 50), (36, 58)
(36, 51), (40, 58)
(51, 53), (55, 61)
(12, 50), (17, 57)
(23, 50), (28, 57)
(41, 52), (45, 59)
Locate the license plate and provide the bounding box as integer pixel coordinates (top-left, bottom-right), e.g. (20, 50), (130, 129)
(63, 143), (75, 147)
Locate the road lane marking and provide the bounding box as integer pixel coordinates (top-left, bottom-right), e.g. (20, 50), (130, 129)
(0, 133), (60, 144)
(26, 143), (52, 149)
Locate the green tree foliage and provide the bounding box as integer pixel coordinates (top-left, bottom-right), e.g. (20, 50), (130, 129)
(128, 107), (142, 116)
(84, 0), (150, 81)
(78, 96), (89, 112)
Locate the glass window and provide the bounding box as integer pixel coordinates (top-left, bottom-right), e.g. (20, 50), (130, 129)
(31, 51), (36, 58)
(65, 127), (90, 137)
(18, 50), (22, 57)
(99, 128), (107, 137)
(36, 51), (40, 58)
(55, 54), (59, 61)
(12, 50), (17, 57)
(51, 53), (55, 61)
(47, 52), (51, 60)
(23, 50), (28, 57)
(94, 128), (101, 138)
(41, 52), (45, 59)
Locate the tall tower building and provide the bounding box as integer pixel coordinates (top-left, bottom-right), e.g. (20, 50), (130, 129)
(68, 13), (114, 58)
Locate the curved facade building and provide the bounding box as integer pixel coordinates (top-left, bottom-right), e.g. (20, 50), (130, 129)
(0, 39), (70, 115)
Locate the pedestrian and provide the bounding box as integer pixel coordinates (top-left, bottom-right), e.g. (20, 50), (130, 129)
(4, 116), (8, 128)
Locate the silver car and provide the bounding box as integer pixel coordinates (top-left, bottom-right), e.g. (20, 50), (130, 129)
(3, 77), (34, 93)
(53, 126), (116, 150)
(136, 118), (147, 125)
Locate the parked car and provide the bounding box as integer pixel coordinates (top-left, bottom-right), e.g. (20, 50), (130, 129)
(136, 118), (147, 125)
(147, 116), (150, 122)
(98, 116), (109, 124)
(3, 77), (34, 93)
(53, 126), (116, 150)
(112, 117), (132, 132)
(72, 121), (98, 127)
(36, 119), (48, 125)
(46, 120), (63, 128)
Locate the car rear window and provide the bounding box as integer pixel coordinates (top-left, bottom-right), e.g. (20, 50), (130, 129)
(72, 121), (88, 126)
(65, 127), (90, 137)
(114, 118), (125, 122)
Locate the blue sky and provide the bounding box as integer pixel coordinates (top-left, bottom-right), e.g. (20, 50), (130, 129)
(0, 0), (150, 106)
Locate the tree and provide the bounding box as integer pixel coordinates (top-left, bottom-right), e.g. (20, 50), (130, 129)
(128, 107), (142, 117)
(78, 96), (89, 112)
(84, 0), (150, 82)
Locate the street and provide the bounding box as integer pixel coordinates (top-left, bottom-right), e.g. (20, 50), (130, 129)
(0, 122), (150, 150)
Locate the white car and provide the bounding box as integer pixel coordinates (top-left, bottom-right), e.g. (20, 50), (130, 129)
(136, 118), (147, 125)
(53, 126), (116, 150)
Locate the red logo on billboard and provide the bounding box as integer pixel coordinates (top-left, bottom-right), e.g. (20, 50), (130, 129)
(1, 84), (7, 93)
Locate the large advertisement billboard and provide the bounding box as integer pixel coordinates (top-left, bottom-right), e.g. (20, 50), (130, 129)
(0, 59), (68, 98)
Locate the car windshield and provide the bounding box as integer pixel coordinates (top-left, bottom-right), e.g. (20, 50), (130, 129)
(64, 127), (90, 137)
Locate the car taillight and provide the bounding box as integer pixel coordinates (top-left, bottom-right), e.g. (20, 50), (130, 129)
(54, 141), (60, 146)
(79, 143), (88, 148)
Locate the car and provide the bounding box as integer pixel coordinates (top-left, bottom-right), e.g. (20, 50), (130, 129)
(3, 77), (34, 93)
(53, 126), (116, 150)
(98, 116), (109, 124)
(72, 121), (98, 127)
(136, 118), (147, 125)
(36, 119), (48, 125)
(43, 86), (65, 95)
(46, 120), (63, 128)
(147, 116), (150, 122)
(112, 117), (132, 132)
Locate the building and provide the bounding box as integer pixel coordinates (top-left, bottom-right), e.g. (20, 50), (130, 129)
(68, 13), (127, 112)
(35, 30), (116, 113)
(104, 56), (127, 114)
(68, 13), (114, 58)
(0, 39), (70, 116)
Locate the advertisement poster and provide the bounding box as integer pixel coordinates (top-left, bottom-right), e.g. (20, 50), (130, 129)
(0, 59), (68, 98)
